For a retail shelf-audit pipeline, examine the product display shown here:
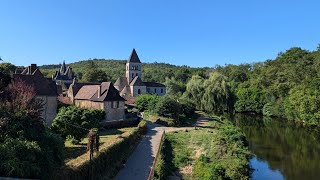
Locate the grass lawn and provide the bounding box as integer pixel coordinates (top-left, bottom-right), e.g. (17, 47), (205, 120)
(64, 127), (136, 163)
(155, 115), (250, 180)
(143, 111), (199, 127)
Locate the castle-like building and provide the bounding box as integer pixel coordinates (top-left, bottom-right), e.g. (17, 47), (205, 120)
(52, 61), (75, 89)
(114, 49), (166, 98)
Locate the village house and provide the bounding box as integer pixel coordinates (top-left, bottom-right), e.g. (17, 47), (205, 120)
(114, 49), (166, 102)
(13, 64), (58, 125)
(72, 81), (126, 121)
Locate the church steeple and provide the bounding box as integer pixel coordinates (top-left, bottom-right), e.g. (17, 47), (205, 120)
(126, 49), (142, 83)
(127, 48), (141, 63)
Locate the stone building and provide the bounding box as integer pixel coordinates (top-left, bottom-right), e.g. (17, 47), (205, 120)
(114, 49), (166, 100)
(52, 61), (75, 91)
(13, 64), (58, 125)
(73, 82), (126, 121)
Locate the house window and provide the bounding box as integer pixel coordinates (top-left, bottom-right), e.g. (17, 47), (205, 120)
(138, 89), (141, 94)
(113, 101), (119, 108)
(161, 88), (163, 93)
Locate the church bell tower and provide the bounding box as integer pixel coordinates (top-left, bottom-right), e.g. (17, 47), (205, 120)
(126, 48), (142, 83)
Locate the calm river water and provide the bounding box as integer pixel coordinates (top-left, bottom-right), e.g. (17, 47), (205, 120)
(230, 114), (320, 180)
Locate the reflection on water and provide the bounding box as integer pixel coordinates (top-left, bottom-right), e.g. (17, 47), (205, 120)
(230, 114), (320, 180)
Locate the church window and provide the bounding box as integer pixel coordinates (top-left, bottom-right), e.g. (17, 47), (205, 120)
(132, 73), (134, 78)
(161, 88), (163, 93)
(138, 89), (141, 94)
(136, 73), (138, 76)
(147, 88), (150, 92)
(155, 88), (157, 93)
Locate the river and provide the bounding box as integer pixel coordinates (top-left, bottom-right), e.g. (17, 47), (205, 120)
(230, 114), (320, 180)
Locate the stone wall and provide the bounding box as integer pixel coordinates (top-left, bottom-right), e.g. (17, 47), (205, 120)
(74, 100), (125, 121)
(37, 95), (57, 125)
(104, 101), (125, 121)
(74, 100), (104, 109)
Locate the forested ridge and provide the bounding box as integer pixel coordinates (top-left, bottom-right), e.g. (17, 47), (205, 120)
(36, 45), (320, 125)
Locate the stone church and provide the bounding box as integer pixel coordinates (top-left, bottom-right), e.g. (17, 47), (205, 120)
(114, 49), (166, 100)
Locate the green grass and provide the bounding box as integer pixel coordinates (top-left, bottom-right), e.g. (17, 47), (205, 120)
(64, 127), (135, 162)
(154, 114), (250, 180)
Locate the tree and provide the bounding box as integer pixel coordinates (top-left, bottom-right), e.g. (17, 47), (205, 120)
(155, 97), (181, 120)
(82, 69), (110, 82)
(201, 72), (232, 113)
(0, 62), (16, 74)
(136, 94), (161, 112)
(0, 79), (64, 179)
(186, 75), (205, 110)
(51, 106), (104, 141)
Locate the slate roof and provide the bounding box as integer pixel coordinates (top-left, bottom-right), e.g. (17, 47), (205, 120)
(120, 85), (131, 96)
(130, 76), (145, 86)
(144, 82), (166, 87)
(75, 82), (125, 102)
(13, 65), (58, 96)
(54, 64), (75, 81)
(114, 77), (129, 91)
(127, 48), (141, 63)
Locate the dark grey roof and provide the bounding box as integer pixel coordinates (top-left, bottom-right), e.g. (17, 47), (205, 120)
(54, 62), (75, 81)
(144, 82), (166, 87)
(130, 76), (145, 86)
(75, 82), (125, 102)
(13, 66), (58, 96)
(127, 48), (141, 63)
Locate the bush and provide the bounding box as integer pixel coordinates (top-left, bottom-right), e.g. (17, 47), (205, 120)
(136, 94), (161, 111)
(53, 128), (141, 180)
(51, 106), (105, 141)
(155, 97), (181, 119)
(138, 120), (148, 134)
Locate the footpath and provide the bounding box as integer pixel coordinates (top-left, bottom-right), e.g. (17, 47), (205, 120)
(114, 112), (209, 180)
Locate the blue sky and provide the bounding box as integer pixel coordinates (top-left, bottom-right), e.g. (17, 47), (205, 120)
(1, 0), (320, 67)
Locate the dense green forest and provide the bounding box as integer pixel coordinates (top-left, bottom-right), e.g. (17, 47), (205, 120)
(14, 45), (320, 125)
(40, 60), (210, 83)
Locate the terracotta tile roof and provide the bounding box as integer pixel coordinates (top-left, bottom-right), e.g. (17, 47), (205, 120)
(74, 82), (125, 102)
(74, 85), (99, 100)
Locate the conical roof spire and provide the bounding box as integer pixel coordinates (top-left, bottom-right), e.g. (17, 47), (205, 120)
(127, 48), (141, 63)
(60, 60), (67, 73)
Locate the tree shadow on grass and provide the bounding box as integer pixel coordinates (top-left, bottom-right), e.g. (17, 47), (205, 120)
(65, 146), (87, 161)
(99, 129), (124, 136)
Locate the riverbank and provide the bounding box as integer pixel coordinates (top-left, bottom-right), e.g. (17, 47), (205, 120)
(154, 113), (250, 179)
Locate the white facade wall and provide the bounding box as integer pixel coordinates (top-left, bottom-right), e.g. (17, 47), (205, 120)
(146, 87), (166, 96)
(131, 85), (147, 97)
(126, 62), (142, 83)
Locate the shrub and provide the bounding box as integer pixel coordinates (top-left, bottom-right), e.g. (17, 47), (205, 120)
(136, 94), (161, 112)
(155, 97), (181, 119)
(51, 106), (105, 141)
(138, 120), (148, 134)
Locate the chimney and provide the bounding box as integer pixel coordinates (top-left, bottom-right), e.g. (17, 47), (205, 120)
(29, 64), (37, 74)
(97, 85), (101, 98)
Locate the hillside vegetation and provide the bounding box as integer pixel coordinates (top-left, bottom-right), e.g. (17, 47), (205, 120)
(36, 45), (320, 125)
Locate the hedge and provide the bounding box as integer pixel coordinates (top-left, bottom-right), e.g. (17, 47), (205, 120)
(52, 128), (141, 180)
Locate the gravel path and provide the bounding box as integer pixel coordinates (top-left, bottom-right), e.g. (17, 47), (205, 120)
(114, 113), (209, 180)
